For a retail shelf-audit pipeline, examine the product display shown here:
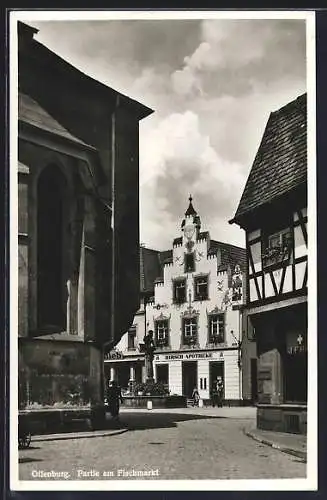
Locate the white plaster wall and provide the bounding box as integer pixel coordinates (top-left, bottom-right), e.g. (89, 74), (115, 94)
(197, 359), (209, 399)
(294, 224), (307, 259)
(223, 350), (241, 399)
(168, 361), (182, 395)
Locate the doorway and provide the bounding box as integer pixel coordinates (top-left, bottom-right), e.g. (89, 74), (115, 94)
(250, 358), (258, 403)
(135, 364), (142, 383)
(182, 361), (197, 397)
(116, 363), (130, 391)
(156, 364), (169, 385)
(209, 361), (224, 395)
(284, 351), (307, 403)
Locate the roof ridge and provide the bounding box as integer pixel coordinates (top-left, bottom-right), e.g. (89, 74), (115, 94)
(271, 93), (306, 115)
(210, 239), (246, 250)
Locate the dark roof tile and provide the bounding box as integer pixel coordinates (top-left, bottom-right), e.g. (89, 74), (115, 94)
(231, 93), (307, 224)
(209, 240), (246, 271)
(19, 92), (94, 149)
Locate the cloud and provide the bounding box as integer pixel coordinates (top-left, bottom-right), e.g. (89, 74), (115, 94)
(31, 18), (307, 251)
(140, 110), (246, 249)
(171, 19), (306, 99)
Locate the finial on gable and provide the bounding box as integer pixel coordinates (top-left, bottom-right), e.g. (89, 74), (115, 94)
(185, 194), (197, 217)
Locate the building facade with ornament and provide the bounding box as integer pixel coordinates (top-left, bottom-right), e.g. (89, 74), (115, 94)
(105, 198), (246, 404)
(230, 94), (308, 433)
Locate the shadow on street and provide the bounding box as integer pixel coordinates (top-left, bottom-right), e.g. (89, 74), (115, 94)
(118, 411), (226, 431)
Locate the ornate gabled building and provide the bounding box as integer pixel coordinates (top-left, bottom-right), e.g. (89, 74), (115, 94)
(230, 94), (308, 433)
(105, 198), (246, 404)
(17, 22), (153, 418)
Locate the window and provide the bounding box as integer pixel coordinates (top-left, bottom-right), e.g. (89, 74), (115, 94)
(194, 275), (209, 301)
(183, 317), (197, 345)
(37, 165), (67, 332)
(262, 227), (292, 268)
(155, 319), (169, 347)
(184, 253), (195, 273)
(173, 279), (186, 304)
(128, 327), (136, 350)
(208, 314), (225, 344)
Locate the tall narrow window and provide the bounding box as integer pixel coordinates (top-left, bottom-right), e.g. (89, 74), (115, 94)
(173, 279), (186, 304)
(37, 165), (66, 332)
(194, 275), (209, 301)
(155, 319), (169, 347)
(183, 317), (198, 346)
(127, 327), (136, 350)
(208, 314), (225, 344)
(184, 253), (195, 273)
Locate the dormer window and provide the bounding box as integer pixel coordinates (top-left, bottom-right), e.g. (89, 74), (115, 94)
(127, 327), (136, 350)
(184, 253), (195, 273)
(173, 279), (186, 304)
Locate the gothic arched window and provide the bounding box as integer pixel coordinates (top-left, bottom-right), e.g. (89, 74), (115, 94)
(37, 165), (67, 332)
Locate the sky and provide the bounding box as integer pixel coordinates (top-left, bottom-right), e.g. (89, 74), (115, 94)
(30, 16), (307, 251)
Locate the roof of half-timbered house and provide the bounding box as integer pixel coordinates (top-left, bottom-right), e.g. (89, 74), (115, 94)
(230, 93), (307, 226)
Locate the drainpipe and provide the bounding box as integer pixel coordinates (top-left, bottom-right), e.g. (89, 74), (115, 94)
(238, 308), (242, 403)
(110, 95), (120, 347)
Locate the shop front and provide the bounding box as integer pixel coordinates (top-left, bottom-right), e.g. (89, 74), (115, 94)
(254, 301), (307, 434)
(104, 351), (144, 393)
(154, 348), (241, 404)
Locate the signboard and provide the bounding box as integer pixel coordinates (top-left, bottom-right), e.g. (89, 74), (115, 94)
(154, 351), (225, 362)
(104, 350), (124, 360)
(286, 331), (307, 355)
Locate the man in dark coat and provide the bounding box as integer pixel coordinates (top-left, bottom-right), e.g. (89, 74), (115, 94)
(107, 380), (123, 420)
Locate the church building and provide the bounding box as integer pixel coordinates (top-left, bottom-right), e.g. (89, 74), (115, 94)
(17, 21), (153, 421)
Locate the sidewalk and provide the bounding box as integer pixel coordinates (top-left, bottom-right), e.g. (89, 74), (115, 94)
(32, 426), (128, 442)
(244, 425), (307, 461)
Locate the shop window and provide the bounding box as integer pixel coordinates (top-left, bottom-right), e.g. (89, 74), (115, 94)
(184, 253), (195, 273)
(183, 317), (197, 346)
(262, 227), (292, 269)
(37, 165), (67, 332)
(155, 319), (169, 347)
(208, 314), (225, 344)
(194, 275), (209, 301)
(173, 279), (186, 304)
(127, 327), (136, 350)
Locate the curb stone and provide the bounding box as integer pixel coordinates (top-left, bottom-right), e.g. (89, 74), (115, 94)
(243, 428), (307, 461)
(31, 428), (128, 443)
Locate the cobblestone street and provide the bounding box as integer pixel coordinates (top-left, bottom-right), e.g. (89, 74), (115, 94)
(18, 407), (306, 481)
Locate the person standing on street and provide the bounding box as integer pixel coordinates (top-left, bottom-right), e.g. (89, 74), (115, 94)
(107, 380), (123, 422)
(216, 376), (224, 408)
(192, 386), (200, 407)
(211, 383), (218, 407)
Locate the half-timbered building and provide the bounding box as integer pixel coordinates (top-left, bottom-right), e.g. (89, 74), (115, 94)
(230, 93), (307, 433)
